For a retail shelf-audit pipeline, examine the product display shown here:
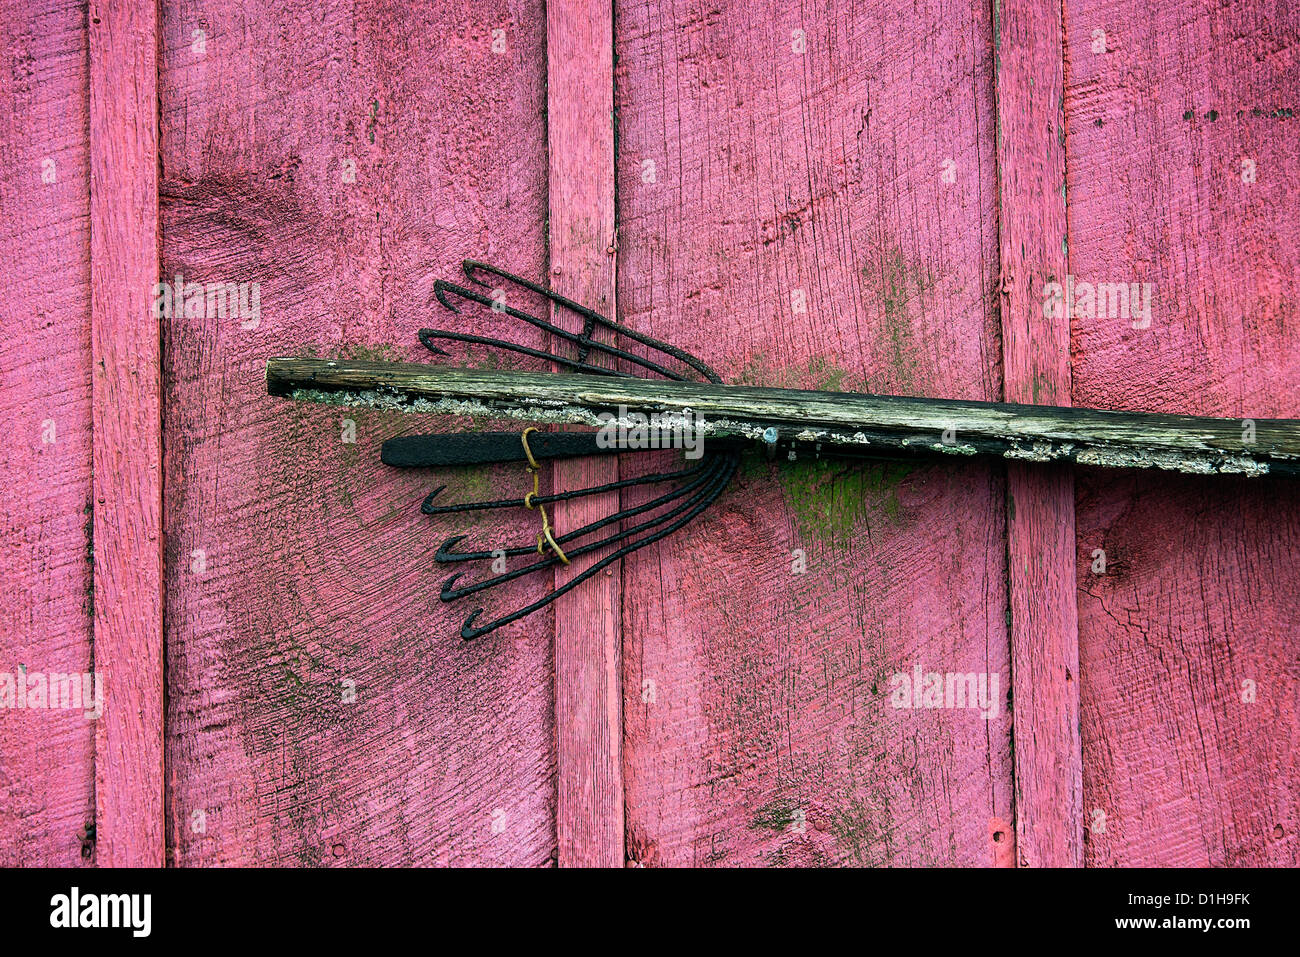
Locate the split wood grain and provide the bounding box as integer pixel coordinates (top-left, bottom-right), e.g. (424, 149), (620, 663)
(265, 360), (1300, 477)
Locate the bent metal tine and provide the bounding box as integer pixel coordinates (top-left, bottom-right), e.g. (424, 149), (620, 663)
(428, 459), (718, 554)
(455, 259), (725, 383)
(455, 456), (740, 641)
(264, 260), (1300, 641)
(435, 453), (732, 566)
(427, 275), (720, 383)
(420, 457), (709, 516)
(417, 325), (641, 379)
(415, 260), (734, 639)
(429, 281), (666, 376)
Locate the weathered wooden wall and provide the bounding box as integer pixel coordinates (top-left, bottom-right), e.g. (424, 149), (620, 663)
(0, 0), (1295, 867)
(0, 0), (94, 866)
(614, 0), (1014, 866)
(90, 0), (165, 869)
(1065, 0), (1299, 865)
(156, 0), (555, 865)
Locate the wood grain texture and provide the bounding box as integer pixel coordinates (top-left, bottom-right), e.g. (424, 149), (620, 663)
(614, 0), (1013, 866)
(89, 0), (164, 867)
(1066, 0), (1300, 864)
(267, 360), (1300, 474)
(546, 0), (624, 867)
(159, 0), (556, 865)
(0, 0), (95, 866)
(994, 0), (1082, 865)
(1076, 471), (1300, 864)
(6, 0), (1292, 871)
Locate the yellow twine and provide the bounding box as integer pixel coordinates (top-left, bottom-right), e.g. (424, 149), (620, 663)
(521, 428), (570, 565)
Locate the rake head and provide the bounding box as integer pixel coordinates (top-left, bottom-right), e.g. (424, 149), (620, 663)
(390, 260), (741, 640)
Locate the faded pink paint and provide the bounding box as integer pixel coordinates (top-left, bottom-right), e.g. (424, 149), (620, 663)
(90, 0), (165, 868)
(158, 0), (556, 865)
(547, 0), (625, 867)
(1066, 0), (1300, 865)
(0, 0), (95, 866)
(995, 0), (1082, 866)
(1, 0), (1296, 870)
(615, 0), (1013, 866)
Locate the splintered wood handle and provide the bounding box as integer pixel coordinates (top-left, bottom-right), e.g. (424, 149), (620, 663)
(266, 358), (1300, 478)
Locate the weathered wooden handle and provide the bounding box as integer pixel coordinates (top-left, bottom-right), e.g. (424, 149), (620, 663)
(266, 358), (1300, 478)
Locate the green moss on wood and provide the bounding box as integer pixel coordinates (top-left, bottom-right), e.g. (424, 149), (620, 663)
(777, 459), (917, 545)
(749, 799), (799, 831)
(734, 352), (857, 392)
(862, 245), (933, 394)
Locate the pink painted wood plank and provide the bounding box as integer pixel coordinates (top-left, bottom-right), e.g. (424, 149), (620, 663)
(1065, 0), (1299, 865)
(90, 0), (164, 869)
(616, 0), (1013, 866)
(1076, 472), (1300, 865)
(0, 0), (96, 866)
(3, 0), (165, 869)
(546, 0), (624, 867)
(994, 1), (1083, 867)
(159, 0), (557, 865)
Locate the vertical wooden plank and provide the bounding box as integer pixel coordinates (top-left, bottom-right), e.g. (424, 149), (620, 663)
(0, 0), (95, 866)
(89, 0), (164, 867)
(993, 0), (1083, 866)
(160, 0), (556, 865)
(616, 0), (1013, 866)
(1066, 0), (1300, 865)
(547, 0), (624, 868)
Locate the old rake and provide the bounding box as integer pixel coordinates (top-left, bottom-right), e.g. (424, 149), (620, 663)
(267, 260), (1300, 639)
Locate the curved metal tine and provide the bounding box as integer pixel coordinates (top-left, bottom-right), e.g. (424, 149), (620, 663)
(456, 454), (740, 640)
(460, 260), (724, 383)
(435, 455), (728, 565)
(439, 456), (733, 601)
(421, 459), (709, 516)
(431, 280), (690, 382)
(454, 261), (597, 362)
(417, 327), (636, 379)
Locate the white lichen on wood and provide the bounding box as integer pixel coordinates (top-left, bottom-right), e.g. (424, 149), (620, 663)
(269, 360), (1299, 479)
